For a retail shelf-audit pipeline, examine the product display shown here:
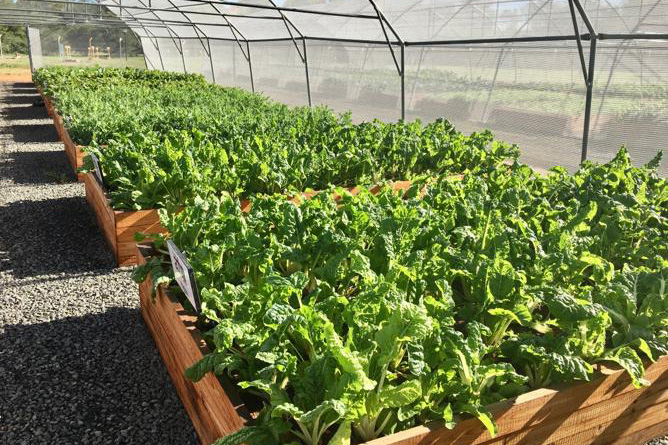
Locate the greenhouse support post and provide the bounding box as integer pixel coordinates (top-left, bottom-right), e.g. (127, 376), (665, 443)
(368, 0), (405, 120)
(26, 26), (34, 72)
(266, 0), (311, 106)
(206, 38), (215, 84)
(178, 38), (187, 73)
(211, 5), (253, 90)
(567, 0), (587, 84)
(400, 43), (405, 121)
(582, 37), (596, 164)
(246, 41), (255, 93)
(26, 26), (43, 71)
(302, 39), (312, 107)
(571, 0), (597, 164)
(145, 28), (165, 70)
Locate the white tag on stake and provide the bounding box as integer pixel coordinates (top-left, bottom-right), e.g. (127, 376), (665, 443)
(89, 153), (105, 188)
(167, 240), (200, 313)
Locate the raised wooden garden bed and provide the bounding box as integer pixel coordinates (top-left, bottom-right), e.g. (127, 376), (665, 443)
(85, 171), (424, 267)
(84, 172), (167, 267)
(61, 127), (86, 181)
(37, 87), (55, 118)
(138, 245), (248, 445)
(37, 87), (87, 180)
(137, 244), (668, 445)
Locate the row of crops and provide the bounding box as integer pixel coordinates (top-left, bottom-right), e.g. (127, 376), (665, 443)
(33, 67), (515, 211)
(35, 67), (668, 445)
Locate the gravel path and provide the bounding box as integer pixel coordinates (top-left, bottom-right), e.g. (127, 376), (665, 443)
(0, 82), (198, 444)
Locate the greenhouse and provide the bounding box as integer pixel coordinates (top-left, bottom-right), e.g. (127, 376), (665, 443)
(0, 1), (667, 444)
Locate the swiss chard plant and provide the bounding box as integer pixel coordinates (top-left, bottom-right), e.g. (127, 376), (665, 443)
(136, 148), (667, 444)
(35, 66), (519, 211)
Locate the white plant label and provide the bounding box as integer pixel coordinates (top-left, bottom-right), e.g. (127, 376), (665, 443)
(167, 240), (200, 313)
(89, 153), (104, 188)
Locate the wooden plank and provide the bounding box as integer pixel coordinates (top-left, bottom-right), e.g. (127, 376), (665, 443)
(239, 178), (437, 213)
(137, 247), (247, 445)
(115, 216), (168, 266)
(39, 89), (55, 118)
(480, 378), (668, 445)
(54, 115), (65, 142)
(38, 90), (96, 182)
(117, 223), (168, 266)
(74, 145), (86, 181)
(609, 417), (668, 445)
(118, 254), (140, 267)
(548, 399), (668, 445)
(60, 126), (85, 181)
(117, 241), (154, 266)
(365, 357), (668, 445)
(117, 222), (167, 243)
(84, 172), (169, 266)
(84, 173), (118, 259)
(115, 209), (163, 228)
(62, 130), (78, 174)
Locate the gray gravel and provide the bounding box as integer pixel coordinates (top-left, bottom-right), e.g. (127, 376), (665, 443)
(0, 82), (198, 444)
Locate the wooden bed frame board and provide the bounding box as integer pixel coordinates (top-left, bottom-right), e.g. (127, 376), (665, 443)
(138, 246), (248, 445)
(137, 245), (668, 445)
(38, 88), (86, 181)
(61, 126), (86, 181)
(84, 173), (167, 266)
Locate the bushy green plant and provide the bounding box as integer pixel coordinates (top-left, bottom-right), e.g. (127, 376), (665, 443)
(137, 148), (666, 445)
(36, 66), (518, 210)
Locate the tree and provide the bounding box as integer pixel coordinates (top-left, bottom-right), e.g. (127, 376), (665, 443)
(0, 26), (27, 54)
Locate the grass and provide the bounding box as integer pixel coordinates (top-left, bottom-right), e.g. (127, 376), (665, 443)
(0, 54), (146, 79)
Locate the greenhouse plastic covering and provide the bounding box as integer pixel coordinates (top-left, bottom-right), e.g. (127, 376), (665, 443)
(6, 0), (668, 175)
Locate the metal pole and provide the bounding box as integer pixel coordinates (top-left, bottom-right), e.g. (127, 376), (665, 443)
(568, 0), (588, 84)
(581, 37), (596, 164)
(265, 0), (310, 106)
(367, 0), (404, 120)
(145, 28), (165, 70)
(246, 41), (254, 92)
(163, 0), (213, 76)
(179, 38), (187, 73)
(207, 38), (216, 83)
(570, 0), (597, 164)
(400, 43), (405, 120)
(105, 0), (164, 70)
(25, 26), (34, 72)
(302, 39), (312, 106)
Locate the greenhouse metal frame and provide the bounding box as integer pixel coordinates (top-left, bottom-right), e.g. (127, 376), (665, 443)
(3, 0), (667, 172)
